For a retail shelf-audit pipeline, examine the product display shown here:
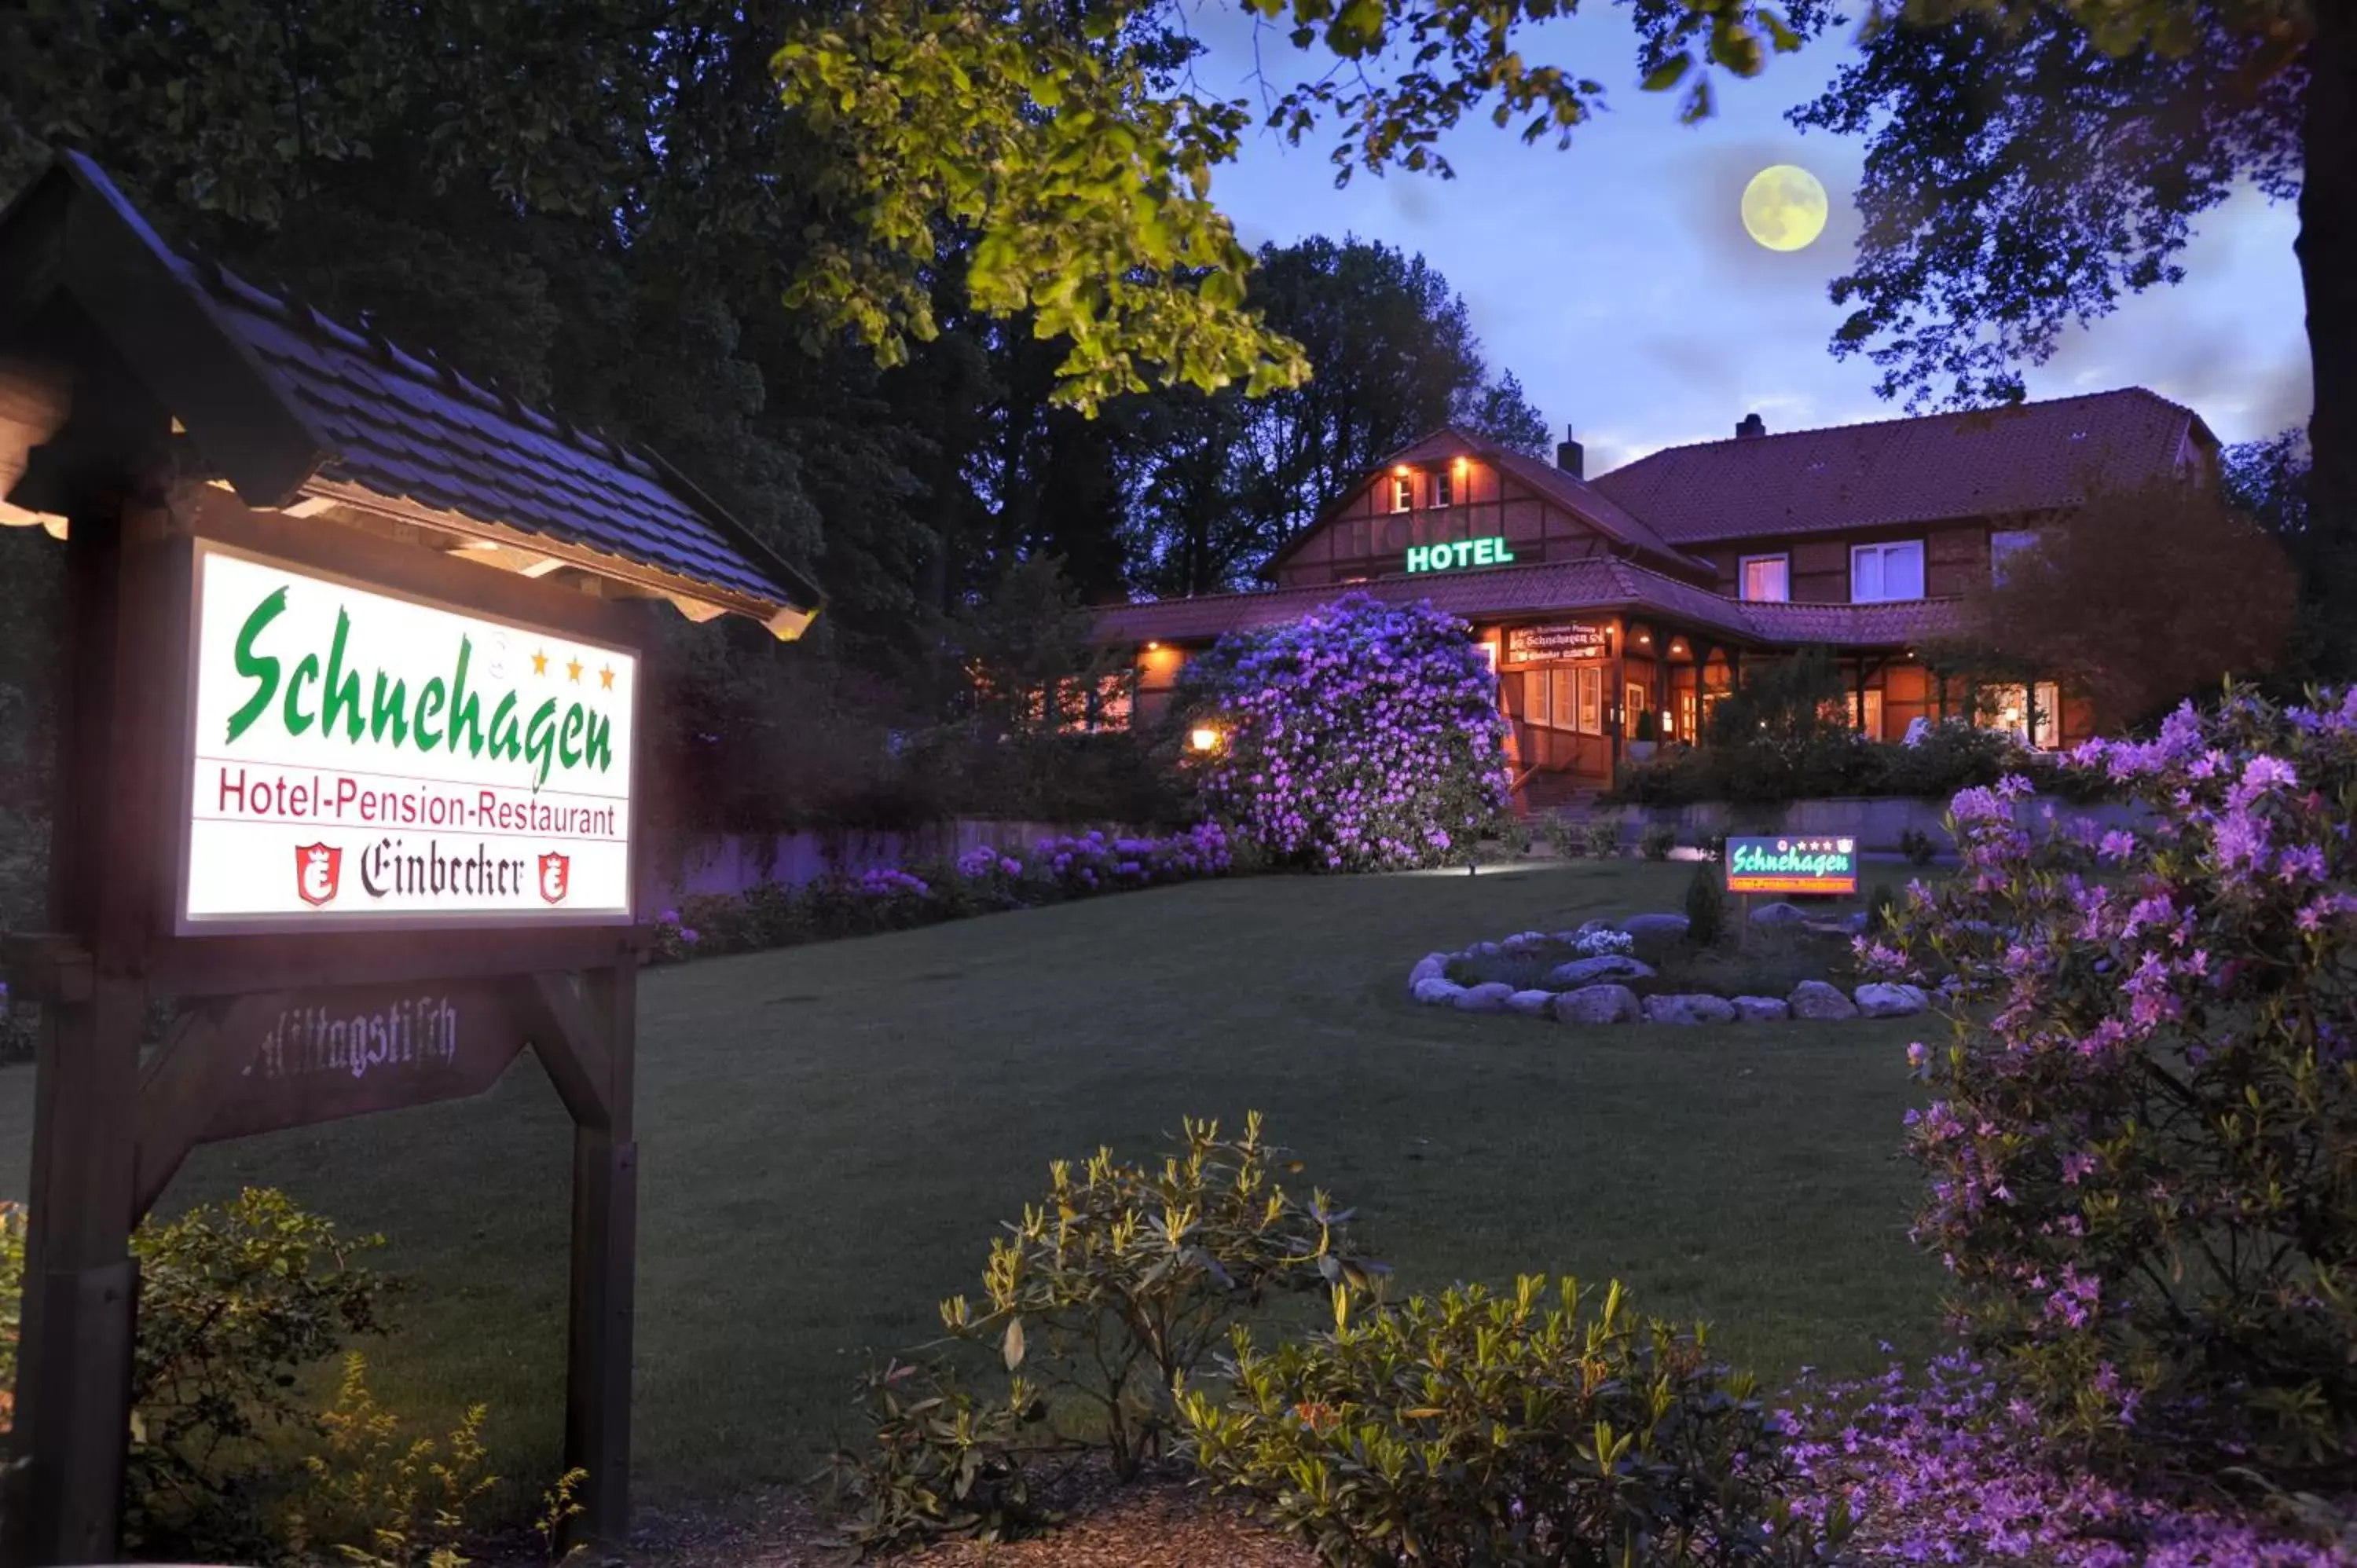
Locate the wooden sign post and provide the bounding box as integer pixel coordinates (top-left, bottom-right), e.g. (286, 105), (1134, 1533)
(1, 154), (823, 1567)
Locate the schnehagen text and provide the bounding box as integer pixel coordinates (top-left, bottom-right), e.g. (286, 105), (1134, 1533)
(224, 588), (614, 789)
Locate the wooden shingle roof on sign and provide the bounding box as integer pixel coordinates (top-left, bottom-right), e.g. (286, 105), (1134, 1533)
(0, 152), (823, 636)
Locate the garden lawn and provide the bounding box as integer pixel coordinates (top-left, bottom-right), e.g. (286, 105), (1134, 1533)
(0, 859), (1943, 1511)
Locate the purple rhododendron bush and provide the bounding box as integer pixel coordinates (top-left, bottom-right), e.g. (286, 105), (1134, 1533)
(650, 823), (1232, 960)
(1180, 593), (1512, 870)
(1832, 686), (2357, 1561)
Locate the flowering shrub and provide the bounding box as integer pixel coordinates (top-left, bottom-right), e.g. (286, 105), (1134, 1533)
(1783, 1352), (2351, 1566)
(1570, 926), (1635, 958)
(1180, 594), (1510, 871)
(647, 826), (1235, 963)
(1876, 687), (2357, 1480)
(1182, 1274), (1847, 1567)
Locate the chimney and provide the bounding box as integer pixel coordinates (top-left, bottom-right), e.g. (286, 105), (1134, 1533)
(1556, 423), (1585, 478)
(1736, 412), (1767, 439)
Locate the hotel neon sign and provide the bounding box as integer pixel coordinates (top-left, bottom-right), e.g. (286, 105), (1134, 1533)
(1405, 536), (1516, 573)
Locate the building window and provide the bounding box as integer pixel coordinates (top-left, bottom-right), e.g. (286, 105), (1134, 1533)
(1851, 688), (1884, 741)
(1520, 665), (1604, 735)
(1432, 467), (1454, 508)
(1983, 681), (2061, 750)
(1989, 529), (2038, 586)
(1739, 553), (1790, 603)
(1390, 473), (1414, 513)
(1852, 540), (1926, 602)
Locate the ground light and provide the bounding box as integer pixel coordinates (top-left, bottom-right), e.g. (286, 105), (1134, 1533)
(1189, 725), (1222, 753)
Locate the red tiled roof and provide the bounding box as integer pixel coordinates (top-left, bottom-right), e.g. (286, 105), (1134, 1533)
(1589, 390), (2208, 544)
(1259, 426), (1717, 581)
(1098, 559), (1963, 649)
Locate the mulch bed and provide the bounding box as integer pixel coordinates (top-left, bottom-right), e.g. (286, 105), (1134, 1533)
(545, 1476), (1315, 1568)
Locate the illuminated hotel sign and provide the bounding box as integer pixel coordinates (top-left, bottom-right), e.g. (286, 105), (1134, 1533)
(1503, 621), (1610, 665)
(1405, 536), (1516, 573)
(179, 544), (637, 931)
(1725, 836), (1860, 896)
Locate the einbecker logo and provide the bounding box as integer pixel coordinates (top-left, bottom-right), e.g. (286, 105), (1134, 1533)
(295, 843), (343, 907)
(538, 852), (570, 905)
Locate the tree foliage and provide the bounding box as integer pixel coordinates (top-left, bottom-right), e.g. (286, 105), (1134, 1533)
(1126, 237), (1552, 596)
(1930, 478), (2300, 733)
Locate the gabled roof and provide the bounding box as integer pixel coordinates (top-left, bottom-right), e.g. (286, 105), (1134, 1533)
(0, 152), (823, 636)
(1259, 425), (1717, 581)
(1589, 389), (2212, 545)
(1099, 557), (1965, 650)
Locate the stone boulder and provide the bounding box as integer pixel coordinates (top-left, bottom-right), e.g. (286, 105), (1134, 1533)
(1802, 913), (1868, 938)
(1853, 981), (1929, 1018)
(1748, 901), (1812, 928)
(1545, 954), (1656, 987)
(1643, 993), (1738, 1026)
(1732, 995), (1791, 1022)
(1505, 989), (1557, 1017)
(1411, 976), (1465, 1006)
(1787, 980), (1858, 1020)
(1552, 984), (1641, 1025)
(1453, 981), (1518, 1013)
(1408, 953), (1450, 989)
(1617, 912), (1690, 940)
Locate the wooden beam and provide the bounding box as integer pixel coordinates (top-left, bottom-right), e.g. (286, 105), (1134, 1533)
(563, 962), (639, 1549)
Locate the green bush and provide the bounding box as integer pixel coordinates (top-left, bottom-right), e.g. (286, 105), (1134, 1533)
(1581, 817), (1623, 859)
(0, 1189), (398, 1559)
(1684, 861), (1728, 947)
(1538, 814), (1585, 859)
(1896, 826), (1941, 866)
(1639, 822), (1677, 860)
(826, 1115), (1377, 1552)
(1180, 1274), (1847, 1568)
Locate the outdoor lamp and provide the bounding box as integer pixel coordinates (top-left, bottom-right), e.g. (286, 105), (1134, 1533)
(1189, 725), (1222, 753)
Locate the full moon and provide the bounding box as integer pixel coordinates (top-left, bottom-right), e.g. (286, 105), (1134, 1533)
(1740, 165), (1829, 252)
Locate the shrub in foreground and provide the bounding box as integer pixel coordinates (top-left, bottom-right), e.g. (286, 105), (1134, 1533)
(825, 1114), (1376, 1552)
(1180, 594), (1511, 871)
(1181, 1274), (1848, 1567)
(1879, 687), (2357, 1481)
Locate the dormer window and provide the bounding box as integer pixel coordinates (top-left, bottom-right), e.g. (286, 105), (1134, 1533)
(1390, 472), (1414, 513)
(1432, 467), (1454, 507)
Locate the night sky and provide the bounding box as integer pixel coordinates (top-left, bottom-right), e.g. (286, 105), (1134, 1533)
(1185, 5), (2312, 473)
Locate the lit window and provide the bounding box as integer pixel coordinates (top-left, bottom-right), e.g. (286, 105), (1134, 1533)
(1852, 540), (1926, 603)
(1432, 467), (1454, 507)
(1577, 667), (1603, 735)
(1391, 474), (1414, 513)
(1989, 529), (2038, 586)
(1739, 554), (1790, 603)
(1981, 681), (2062, 749)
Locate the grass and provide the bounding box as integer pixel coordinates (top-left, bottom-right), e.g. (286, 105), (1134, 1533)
(0, 860), (1944, 1511)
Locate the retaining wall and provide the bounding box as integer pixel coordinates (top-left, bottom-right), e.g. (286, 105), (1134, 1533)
(1611, 794), (2149, 854)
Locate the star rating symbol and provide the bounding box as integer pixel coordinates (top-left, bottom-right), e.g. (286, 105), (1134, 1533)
(566, 656), (583, 683)
(531, 649), (548, 676)
(599, 665), (615, 691)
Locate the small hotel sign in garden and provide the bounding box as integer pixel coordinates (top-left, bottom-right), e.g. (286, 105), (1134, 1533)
(184, 544), (636, 928)
(1725, 836), (1860, 896)
(1405, 535), (1516, 573)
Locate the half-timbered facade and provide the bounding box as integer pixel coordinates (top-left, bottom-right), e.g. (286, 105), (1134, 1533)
(1101, 390), (2218, 809)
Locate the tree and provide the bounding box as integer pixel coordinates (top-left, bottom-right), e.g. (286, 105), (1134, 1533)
(1124, 236), (1551, 596)
(1928, 478), (2300, 734)
(1768, 2), (2347, 667)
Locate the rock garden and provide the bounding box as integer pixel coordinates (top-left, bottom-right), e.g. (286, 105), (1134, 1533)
(1408, 895), (1945, 1026)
